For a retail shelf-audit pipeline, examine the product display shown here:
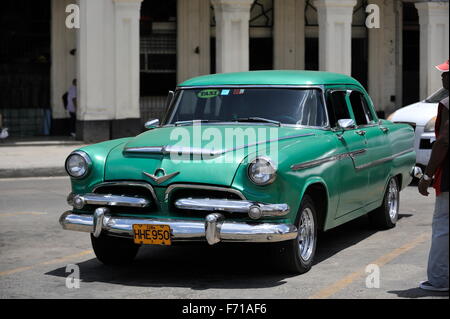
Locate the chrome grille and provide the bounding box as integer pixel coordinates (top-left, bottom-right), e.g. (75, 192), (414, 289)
(91, 181), (158, 213)
(167, 185), (247, 218)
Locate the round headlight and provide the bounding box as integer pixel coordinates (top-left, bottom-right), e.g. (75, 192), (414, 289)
(248, 157), (277, 186)
(424, 116), (436, 132)
(65, 151), (91, 178)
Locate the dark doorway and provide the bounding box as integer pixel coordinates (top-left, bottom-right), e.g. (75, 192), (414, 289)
(210, 38), (216, 74)
(250, 37), (273, 70)
(210, 37), (274, 73)
(402, 2), (420, 107)
(0, 0), (51, 137)
(352, 38), (369, 90)
(305, 38), (319, 71)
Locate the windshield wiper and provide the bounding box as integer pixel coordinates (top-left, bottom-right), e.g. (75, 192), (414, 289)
(174, 119), (222, 126)
(235, 117), (281, 126)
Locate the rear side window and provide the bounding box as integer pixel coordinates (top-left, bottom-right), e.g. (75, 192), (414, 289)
(348, 91), (374, 126)
(326, 91), (351, 128)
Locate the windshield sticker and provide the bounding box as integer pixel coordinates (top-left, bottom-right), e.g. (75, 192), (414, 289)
(221, 89), (230, 95)
(197, 89), (220, 99)
(232, 89), (245, 95)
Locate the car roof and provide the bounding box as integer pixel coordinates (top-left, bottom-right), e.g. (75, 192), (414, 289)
(178, 70), (363, 88)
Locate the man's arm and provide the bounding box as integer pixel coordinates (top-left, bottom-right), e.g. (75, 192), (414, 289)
(418, 106), (449, 196)
(425, 119), (448, 177)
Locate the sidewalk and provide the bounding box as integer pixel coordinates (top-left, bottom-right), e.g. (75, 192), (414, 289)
(0, 138), (86, 178)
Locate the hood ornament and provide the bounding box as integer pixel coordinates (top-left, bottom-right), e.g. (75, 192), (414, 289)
(143, 168), (179, 184)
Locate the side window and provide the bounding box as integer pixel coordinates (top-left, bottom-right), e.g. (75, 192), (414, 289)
(349, 91), (374, 126)
(326, 91), (351, 128)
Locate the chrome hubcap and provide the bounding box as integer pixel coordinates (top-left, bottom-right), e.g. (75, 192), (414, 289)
(297, 208), (315, 261)
(387, 178), (399, 222)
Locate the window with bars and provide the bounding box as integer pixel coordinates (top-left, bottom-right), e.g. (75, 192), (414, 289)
(0, 0), (51, 137)
(139, 0), (177, 122)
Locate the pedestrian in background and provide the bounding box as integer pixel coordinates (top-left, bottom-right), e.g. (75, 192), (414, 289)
(0, 113), (8, 140)
(418, 59), (449, 292)
(67, 79), (77, 138)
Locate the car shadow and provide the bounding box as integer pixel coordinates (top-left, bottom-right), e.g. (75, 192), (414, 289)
(45, 214), (413, 289)
(313, 213), (412, 265)
(45, 243), (295, 289)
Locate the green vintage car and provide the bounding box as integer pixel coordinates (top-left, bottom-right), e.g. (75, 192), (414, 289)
(60, 71), (417, 273)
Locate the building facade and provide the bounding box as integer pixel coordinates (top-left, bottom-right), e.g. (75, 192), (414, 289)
(0, 0), (448, 142)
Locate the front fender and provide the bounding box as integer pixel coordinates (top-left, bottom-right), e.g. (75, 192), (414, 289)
(69, 138), (131, 194)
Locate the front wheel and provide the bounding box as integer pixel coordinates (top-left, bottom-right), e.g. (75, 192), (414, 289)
(278, 195), (318, 274)
(368, 177), (400, 229)
(91, 234), (140, 265)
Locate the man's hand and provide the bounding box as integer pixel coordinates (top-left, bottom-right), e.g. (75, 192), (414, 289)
(418, 177), (432, 196)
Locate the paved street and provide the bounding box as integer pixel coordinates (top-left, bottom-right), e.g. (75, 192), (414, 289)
(0, 176), (448, 299)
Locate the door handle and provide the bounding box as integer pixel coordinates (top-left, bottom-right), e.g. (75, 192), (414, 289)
(380, 127), (389, 133)
(356, 130), (366, 136)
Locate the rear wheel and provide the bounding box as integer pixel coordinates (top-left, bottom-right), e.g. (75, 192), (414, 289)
(369, 177), (400, 229)
(279, 195), (318, 274)
(91, 234), (140, 265)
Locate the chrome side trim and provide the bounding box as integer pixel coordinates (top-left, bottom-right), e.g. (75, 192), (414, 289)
(354, 148), (414, 171)
(174, 198), (290, 218)
(71, 193), (151, 209)
(164, 184), (247, 201)
(59, 211), (298, 244)
(124, 133), (315, 158)
(92, 181), (159, 207)
(291, 149), (367, 171)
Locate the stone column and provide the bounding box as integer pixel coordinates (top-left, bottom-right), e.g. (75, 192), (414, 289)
(415, 1), (449, 99)
(367, 0), (398, 116)
(314, 0), (357, 75)
(77, 0), (142, 142)
(177, 0), (210, 84)
(112, 0), (142, 134)
(50, 0), (77, 129)
(211, 0), (254, 73)
(273, 0), (305, 70)
(77, 0), (115, 142)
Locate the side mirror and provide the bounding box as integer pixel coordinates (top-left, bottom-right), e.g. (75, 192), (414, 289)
(144, 119), (160, 130)
(165, 90), (174, 109)
(337, 119), (356, 130)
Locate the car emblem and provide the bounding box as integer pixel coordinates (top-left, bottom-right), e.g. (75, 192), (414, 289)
(142, 168), (179, 184)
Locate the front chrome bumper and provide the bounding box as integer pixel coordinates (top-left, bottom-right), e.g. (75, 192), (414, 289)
(59, 208), (298, 245)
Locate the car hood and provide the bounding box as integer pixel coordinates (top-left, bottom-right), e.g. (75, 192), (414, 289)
(104, 125), (317, 186)
(390, 101), (438, 126)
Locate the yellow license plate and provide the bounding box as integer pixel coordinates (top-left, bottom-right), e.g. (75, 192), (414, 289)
(133, 224), (171, 246)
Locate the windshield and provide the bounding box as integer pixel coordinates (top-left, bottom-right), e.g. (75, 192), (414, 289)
(164, 88), (328, 127)
(425, 88), (449, 103)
